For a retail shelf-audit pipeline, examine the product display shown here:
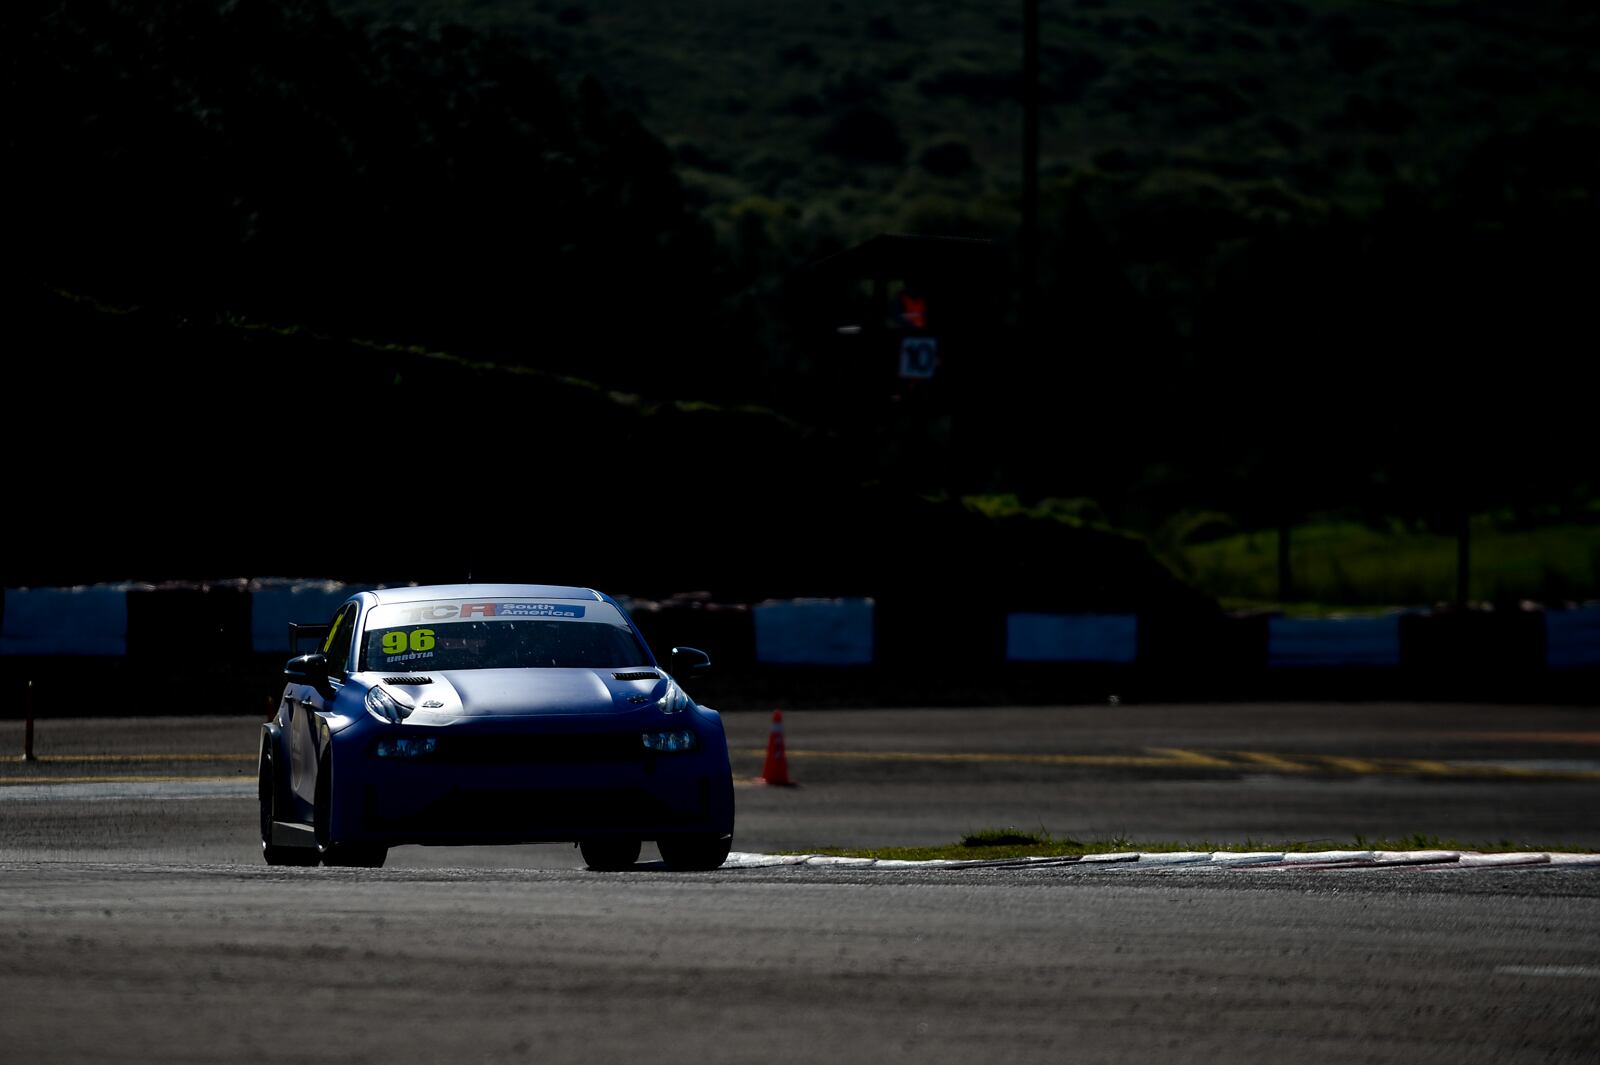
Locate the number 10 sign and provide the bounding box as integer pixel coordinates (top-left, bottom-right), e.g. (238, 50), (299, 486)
(898, 336), (939, 380)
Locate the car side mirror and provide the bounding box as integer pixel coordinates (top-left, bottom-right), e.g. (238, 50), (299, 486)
(669, 646), (711, 676)
(284, 653), (332, 695)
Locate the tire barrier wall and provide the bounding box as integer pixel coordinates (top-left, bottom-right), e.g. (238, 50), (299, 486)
(1007, 613), (1138, 664)
(0, 587), (129, 656)
(1266, 616), (1402, 669)
(1546, 607), (1600, 669)
(1, 583), (1595, 714)
(751, 599), (875, 666)
(249, 579), (352, 654)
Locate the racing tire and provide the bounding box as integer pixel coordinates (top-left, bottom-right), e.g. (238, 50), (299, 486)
(259, 752), (317, 867)
(579, 837), (642, 871)
(313, 753), (388, 869)
(656, 833), (733, 871)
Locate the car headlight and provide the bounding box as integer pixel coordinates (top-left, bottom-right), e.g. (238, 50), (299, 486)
(642, 730), (698, 752)
(365, 686), (414, 723)
(656, 680), (691, 716)
(375, 736), (438, 759)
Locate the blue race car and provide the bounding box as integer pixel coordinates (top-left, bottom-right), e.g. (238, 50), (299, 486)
(259, 583), (734, 870)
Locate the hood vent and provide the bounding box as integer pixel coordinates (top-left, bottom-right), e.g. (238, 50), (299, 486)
(384, 676), (434, 686)
(612, 671), (660, 682)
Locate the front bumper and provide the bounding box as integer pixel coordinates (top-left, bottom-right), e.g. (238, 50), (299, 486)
(327, 712), (734, 846)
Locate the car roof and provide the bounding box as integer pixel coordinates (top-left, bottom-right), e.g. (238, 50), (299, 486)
(362, 583), (604, 605)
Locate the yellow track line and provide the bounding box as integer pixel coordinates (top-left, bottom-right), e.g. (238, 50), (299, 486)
(6, 749), (1596, 786)
(0, 775), (247, 786)
(759, 748), (1190, 768)
(1231, 751), (1318, 774)
(741, 748), (1600, 782)
(1146, 747), (1237, 768)
(1317, 755), (1383, 774)
(11, 754), (256, 765)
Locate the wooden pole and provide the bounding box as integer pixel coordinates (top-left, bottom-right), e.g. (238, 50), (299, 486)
(1020, 0), (1039, 337)
(22, 680), (38, 762)
(1277, 518), (1293, 603)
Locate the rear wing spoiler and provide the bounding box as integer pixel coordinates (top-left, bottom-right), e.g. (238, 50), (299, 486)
(288, 622), (330, 657)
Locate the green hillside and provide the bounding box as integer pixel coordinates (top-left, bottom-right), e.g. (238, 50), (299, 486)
(333, 1), (1599, 253)
(318, 0), (1598, 534)
(10, 2), (1596, 599)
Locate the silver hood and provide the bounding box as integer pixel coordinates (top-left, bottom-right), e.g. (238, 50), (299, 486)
(369, 668), (666, 722)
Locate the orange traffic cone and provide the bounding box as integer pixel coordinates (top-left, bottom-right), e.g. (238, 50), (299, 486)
(756, 709), (795, 786)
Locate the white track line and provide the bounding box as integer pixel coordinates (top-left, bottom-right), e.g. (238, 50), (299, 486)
(723, 850), (1600, 872)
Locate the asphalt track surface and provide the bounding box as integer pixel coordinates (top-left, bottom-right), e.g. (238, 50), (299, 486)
(2, 703), (1597, 1063)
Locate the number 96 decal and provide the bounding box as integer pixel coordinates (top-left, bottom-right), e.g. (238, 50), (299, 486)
(382, 628), (436, 655)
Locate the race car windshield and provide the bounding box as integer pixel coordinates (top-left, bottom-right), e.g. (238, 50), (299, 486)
(360, 600), (651, 671)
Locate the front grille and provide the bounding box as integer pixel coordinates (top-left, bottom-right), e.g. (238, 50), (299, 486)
(385, 676), (434, 685)
(365, 785), (689, 833)
(613, 671), (660, 682)
(436, 732), (641, 765)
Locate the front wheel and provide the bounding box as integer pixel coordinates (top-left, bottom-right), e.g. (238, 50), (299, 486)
(579, 837), (641, 871)
(313, 753), (387, 868)
(259, 752), (317, 867)
(656, 833), (732, 871)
